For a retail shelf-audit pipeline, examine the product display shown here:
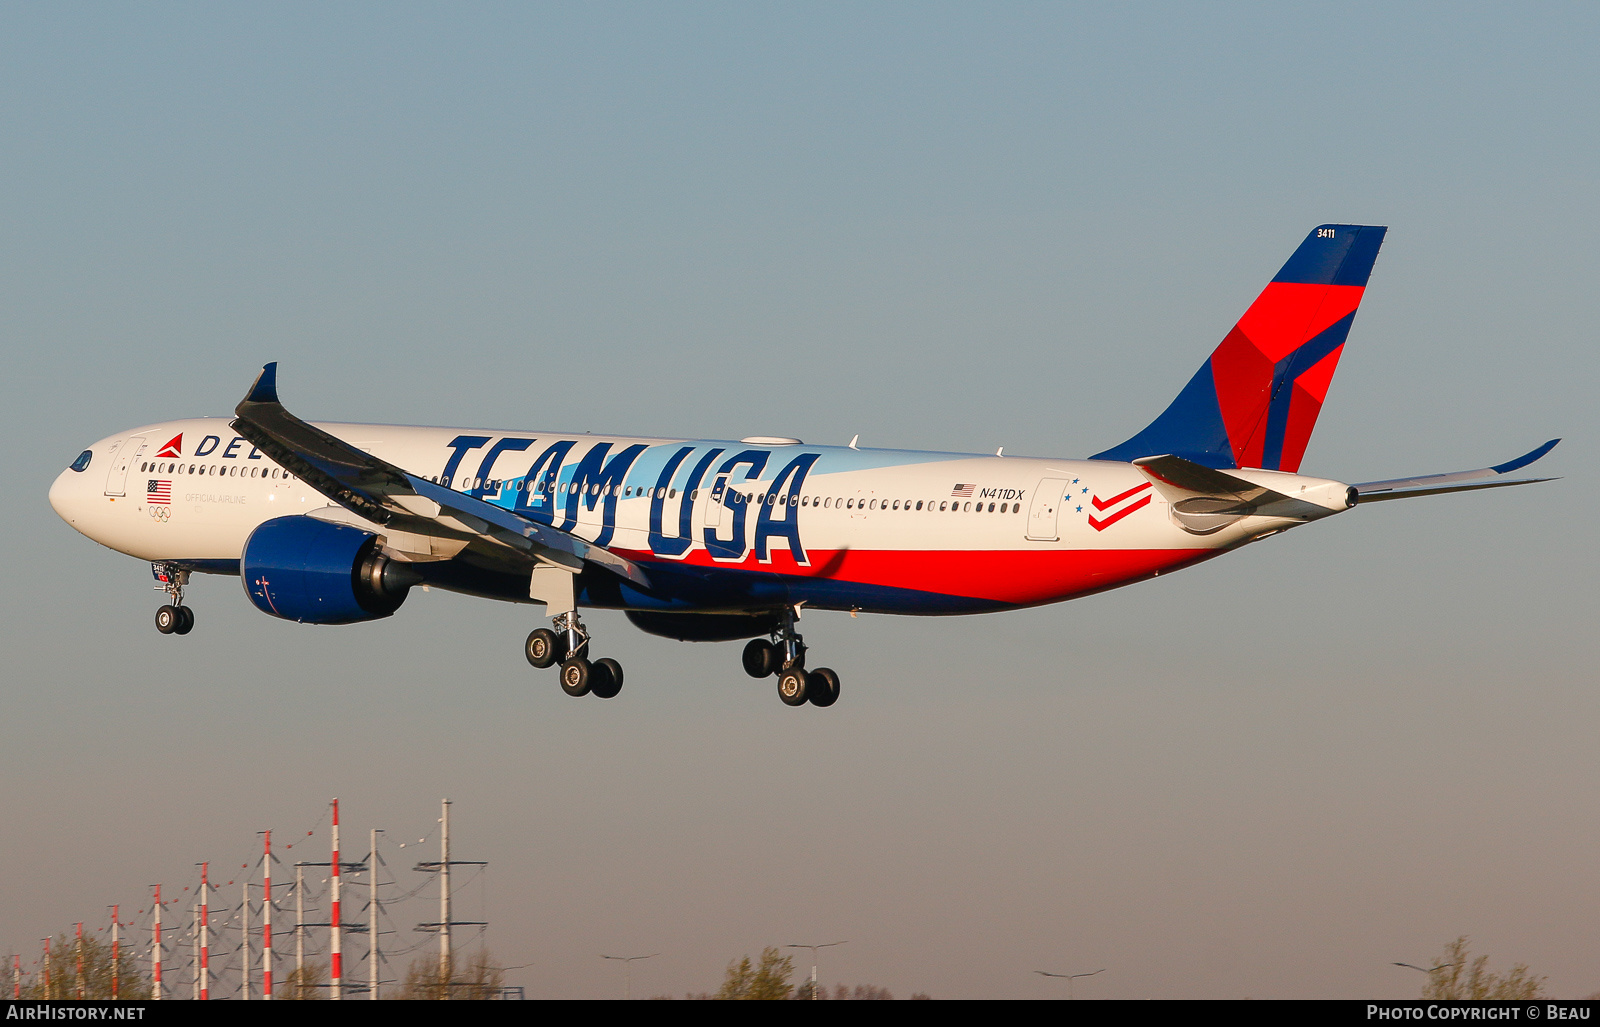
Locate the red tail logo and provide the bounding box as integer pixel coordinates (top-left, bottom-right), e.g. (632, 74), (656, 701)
(155, 434), (183, 458)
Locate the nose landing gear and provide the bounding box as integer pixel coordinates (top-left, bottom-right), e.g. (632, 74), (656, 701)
(152, 563), (194, 636)
(742, 607), (840, 708)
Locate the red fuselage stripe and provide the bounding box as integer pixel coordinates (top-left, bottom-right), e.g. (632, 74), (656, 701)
(617, 545), (1210, 606)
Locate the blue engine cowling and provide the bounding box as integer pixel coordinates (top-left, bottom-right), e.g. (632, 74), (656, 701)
(241, 516), (420, 624)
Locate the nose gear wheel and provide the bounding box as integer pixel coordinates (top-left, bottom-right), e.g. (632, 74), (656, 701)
(152, 563), (194, 636)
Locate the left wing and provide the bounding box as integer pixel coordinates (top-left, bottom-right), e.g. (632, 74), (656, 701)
(230, 362), (651, 588)
(1351, 439), (1560, 503)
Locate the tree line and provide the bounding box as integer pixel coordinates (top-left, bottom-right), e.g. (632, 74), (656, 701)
(12, 932), (1563, 998)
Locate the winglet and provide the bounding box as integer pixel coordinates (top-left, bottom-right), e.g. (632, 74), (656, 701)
(1491, 438), (1560, 475)
(242, 362), (280, 406)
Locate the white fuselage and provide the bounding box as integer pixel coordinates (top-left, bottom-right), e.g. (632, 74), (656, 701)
(50, 418), (1352, 615)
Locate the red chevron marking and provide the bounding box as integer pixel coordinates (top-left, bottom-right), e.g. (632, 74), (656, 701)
(1090, 481), (1152, 512)
(1088, 494), (1151, 531)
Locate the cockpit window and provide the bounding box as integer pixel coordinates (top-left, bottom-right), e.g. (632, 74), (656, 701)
(69, 450), (92, 472)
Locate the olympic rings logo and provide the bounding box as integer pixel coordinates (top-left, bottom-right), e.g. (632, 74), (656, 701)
(149, 506), (172, 522)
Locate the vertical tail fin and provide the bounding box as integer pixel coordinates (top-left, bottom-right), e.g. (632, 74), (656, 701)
(1093, 224), (1387, 471)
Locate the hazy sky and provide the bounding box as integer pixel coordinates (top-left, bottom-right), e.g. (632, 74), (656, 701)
(3, 2), (1596, 999)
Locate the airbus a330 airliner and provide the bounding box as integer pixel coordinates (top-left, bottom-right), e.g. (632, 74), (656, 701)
(49, 225), (1559, 708)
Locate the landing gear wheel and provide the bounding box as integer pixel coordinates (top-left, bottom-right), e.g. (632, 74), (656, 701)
(743, 638), (778, 678)
(590, 658), (624, 699)
(559, 657), (592, 697)
(807, 668), (839, 707)
(525, 628), (564, 669)
(777, 666), (809, 706)
(173, 607), (194, 635)
(155, 605), (179, 635)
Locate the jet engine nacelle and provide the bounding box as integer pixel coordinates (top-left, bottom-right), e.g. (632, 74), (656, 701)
(241, 516), (420, 624)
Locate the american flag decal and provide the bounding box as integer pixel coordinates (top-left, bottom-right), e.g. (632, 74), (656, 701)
(146, 480), (172, 505)
(951, 483), (976, 498)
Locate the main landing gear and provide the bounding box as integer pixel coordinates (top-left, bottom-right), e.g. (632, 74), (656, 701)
(525, 612), (624, 700)
(153, 563), (194, 636)
(742, 607), (839, 708)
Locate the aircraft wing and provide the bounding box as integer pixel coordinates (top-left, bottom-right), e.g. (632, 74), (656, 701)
(1351, 439), (1560, 503)
(230, 363), (651, 588)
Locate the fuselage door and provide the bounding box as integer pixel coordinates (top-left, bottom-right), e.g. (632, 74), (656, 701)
(576, 480), (602, 533)
(1026, 478), (1068, 541)
(103, 436), (148, 497)
(703, 475), (729, 530)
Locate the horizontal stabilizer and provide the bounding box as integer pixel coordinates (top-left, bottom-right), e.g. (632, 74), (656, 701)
(1133, 454), (1334, 533)
(1133, 454), (1277, 499)
(1352, 439), (1560, 503)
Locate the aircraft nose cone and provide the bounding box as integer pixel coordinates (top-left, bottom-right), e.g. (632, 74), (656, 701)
(49, 466), (81, 524)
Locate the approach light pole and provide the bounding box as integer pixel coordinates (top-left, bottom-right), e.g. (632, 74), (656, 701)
(1034, 967), (1105, 1000)
(600, 953), (659, 1000)
(786, 941), (846, 1000)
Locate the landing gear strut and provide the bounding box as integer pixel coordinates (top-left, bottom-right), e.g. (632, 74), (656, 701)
(742, 606), (840, 708)
(153, 563), (193, 636)
(525, 611), (624, 699)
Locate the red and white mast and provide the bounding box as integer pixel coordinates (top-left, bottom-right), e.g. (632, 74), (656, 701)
(12, 953), (20, 999)
(150, 885), (162, 1001)
(330, 799), (342, 1000)
(74, 922), (83, 1000)
(109, 906), (120, 1000)
(261, 831), (273, 1000)
(199, 862), (210, 1000)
